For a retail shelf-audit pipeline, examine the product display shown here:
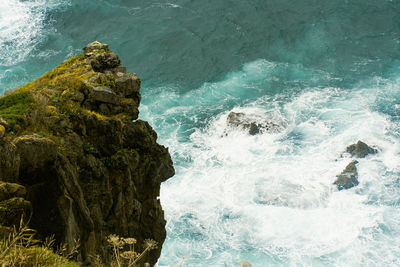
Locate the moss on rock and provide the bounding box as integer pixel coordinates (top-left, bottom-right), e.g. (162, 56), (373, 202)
(0, 41), (174, 265)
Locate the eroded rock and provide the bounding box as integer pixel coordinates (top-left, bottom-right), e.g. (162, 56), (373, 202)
(90, 52), (120, 72)
(0, 41), (174, 265)
(13, 135), (57, 185)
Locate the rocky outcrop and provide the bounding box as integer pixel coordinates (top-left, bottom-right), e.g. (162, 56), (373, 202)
(0, 41), (174, 265)
(334, 141), (377, 190)
(334, 160), (359, 190)
(0, 181), (31, 227)
(346, 140), (377, 158)
(226, 112), (282, 135)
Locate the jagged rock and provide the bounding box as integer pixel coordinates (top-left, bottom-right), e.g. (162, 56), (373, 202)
(90, 52), (120, 72)
(346, 141), (377, 158)
(115, 73), (141, 98)
(0, 41), (174, 265)
(334, 160), (359, 190)
(227, 112), (282, 135)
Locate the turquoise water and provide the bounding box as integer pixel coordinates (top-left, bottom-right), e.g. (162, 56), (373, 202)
(1, 0), (400, 266)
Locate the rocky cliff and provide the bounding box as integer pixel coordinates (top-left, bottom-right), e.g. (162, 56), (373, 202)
(0, 41), (174, 265)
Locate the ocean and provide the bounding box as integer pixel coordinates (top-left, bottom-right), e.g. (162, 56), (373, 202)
(1, 0), (400, 266)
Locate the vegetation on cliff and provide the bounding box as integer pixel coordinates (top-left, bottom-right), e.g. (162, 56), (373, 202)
(0, 41), (175, 266)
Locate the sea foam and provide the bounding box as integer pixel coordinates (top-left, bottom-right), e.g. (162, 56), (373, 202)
(140, 59), (400, 266)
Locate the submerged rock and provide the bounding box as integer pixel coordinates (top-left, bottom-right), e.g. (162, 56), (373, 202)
(346, 140), (377, 158)
(227, 112), (282, 135)
(0, 41), (174, 265)
(334, 160), (359, 190)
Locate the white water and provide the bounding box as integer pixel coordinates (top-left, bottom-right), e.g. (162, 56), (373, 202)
(0, 0), (68, 66)
(140, 61), (400, 266)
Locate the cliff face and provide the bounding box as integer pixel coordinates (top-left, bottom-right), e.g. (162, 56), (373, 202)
(0, 42), (174, 265)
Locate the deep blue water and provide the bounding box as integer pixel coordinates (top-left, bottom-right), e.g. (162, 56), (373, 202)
(1, 0), (400, 266)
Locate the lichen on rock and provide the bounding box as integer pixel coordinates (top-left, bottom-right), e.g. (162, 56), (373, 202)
(0, 41), (174, 265)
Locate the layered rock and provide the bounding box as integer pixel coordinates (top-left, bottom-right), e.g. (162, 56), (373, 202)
(0, 41), (174, 265)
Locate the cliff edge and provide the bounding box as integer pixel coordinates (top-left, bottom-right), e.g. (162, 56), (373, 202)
(0, 41), (174, 265)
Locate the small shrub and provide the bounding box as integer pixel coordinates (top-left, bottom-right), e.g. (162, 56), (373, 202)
(0, 220), (78, 267)
(0, 92), (33, 131)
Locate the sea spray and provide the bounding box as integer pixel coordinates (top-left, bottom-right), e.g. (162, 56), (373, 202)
(139, 60), (400, 266)
(0, 0), (71, 91)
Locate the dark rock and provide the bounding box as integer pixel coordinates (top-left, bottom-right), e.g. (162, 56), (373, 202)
(346, 141), (377, 158)
(90, 52), (120, 72)
(0, 41), (175, 265)
(115, 73), (141, 98)
(13, 135), (57, 185)
(0, 136), (20, 182)
(0, 197), (32, 226)
(87, 86), (120, 105)
(334, 160), (359, 190)
(227, 112), (282, 135)
(0, 182), (26, 201)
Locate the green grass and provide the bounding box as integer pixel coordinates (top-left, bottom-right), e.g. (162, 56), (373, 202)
(0, 92), (33, 132)
(0, 224), (79, 267)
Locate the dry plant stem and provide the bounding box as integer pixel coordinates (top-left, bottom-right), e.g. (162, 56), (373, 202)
(133, 246), (151, 265)
(0, 219), (34, 260)
(113, 243), (121, 267)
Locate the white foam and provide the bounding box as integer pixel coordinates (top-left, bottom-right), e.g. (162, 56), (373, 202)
(0, 0), (69, 66)
(154, 67), (400, 265)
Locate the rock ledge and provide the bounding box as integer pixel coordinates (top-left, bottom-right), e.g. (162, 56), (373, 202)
(0, 41), (174, 265)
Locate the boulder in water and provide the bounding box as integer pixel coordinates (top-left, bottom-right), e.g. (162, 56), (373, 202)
(227, 112), (282, 135)
(346, 140), (377, 158)
(334, 160), (359, 190)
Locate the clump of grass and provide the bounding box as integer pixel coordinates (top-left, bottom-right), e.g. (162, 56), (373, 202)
(0, 92), (33, 132)
(93, 234), (157, 267)
(0, 220), (78, 267)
